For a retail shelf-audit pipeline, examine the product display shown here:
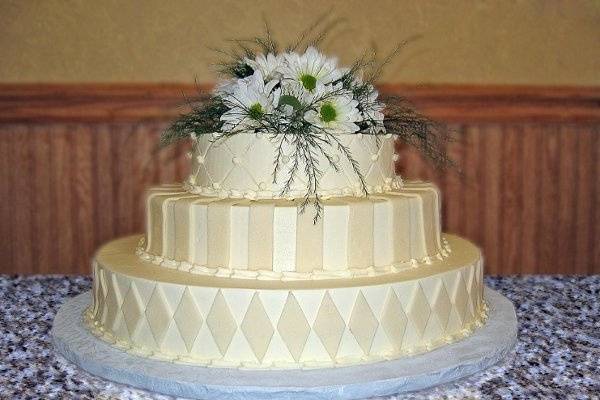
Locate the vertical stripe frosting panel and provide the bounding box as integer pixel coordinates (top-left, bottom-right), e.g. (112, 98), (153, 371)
(229, 202), (249, 269)
(144, 187), (186, 256)
(418, 189), (438, 255)
(296, 205), (323, 272)
(403, 184), (439, 258)
(163, 196), (178, 258)
(322, 201), (349, 271)
(404, 182), (444, 250)
(373, 198), (393, 267)
(163, 194), (197, 259)
(207, 199), (233, 268)
(145, 190), (159, 254)
(189, 199), (210, 266)
(272, 204), (298, 273)
(406, 194), (427, 260)
(428, 185), (444, 250)
(347, 199), (374, 269)
(248, 202), (274, 270)
(173, 197), (195, 261)
(390, 194), (412, 263)
(149, 194), (168, 256)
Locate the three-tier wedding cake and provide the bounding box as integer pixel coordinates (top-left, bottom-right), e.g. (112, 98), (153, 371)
(84, 132), (487, 369)
(83, 42), (487, 369)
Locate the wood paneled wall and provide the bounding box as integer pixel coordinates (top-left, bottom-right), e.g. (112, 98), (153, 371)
(0, 84), (598, 275)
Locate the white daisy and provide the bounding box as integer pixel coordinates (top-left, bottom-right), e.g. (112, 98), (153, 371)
(281, 47), (346, 92)
(304, 84), (361, 134)
(220, 71), (280, 132)
(244, 53), (283, 81)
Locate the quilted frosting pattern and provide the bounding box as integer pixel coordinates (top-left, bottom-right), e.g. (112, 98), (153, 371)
(187, 133), (399, 199)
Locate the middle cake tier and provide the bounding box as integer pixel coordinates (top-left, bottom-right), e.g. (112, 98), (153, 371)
(140, 181), (447, 278)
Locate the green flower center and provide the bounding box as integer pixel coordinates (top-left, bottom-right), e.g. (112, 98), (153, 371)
(300, 74), (317, 91)
(319, 102), (337, 123)
(248, 103), (264, 120)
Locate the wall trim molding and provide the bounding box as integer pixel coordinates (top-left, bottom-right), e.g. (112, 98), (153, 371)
(1, 83), (599, 123)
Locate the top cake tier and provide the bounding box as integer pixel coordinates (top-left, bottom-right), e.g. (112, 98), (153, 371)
(186, 132), (399, 199)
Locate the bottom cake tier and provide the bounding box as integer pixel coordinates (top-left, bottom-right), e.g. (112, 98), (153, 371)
(85, 235), (487, 369)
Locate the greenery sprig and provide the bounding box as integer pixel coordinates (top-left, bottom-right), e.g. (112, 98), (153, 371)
(160, 17), (453, 222)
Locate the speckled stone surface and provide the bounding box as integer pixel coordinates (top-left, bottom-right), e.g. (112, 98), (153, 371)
(1, 275), (599, 399)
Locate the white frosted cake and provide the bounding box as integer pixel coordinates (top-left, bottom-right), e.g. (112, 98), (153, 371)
(84, 41), (487, 369)
(84, 132), (487, 369)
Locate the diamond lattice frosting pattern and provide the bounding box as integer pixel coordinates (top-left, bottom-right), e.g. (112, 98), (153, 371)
(187, 133), (399, 199)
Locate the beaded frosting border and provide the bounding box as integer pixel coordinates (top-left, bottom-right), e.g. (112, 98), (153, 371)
(83, 302), (488, 370)
(135, 237), (452, 281)
(182, 176), (404, 201)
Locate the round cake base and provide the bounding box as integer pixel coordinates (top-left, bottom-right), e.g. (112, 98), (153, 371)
(51, 288), (516, 400)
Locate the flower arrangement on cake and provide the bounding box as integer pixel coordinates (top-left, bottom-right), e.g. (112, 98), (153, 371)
(161, 23), (452, 220)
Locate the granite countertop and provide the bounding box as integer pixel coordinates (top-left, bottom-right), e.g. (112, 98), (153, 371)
(1, 275), (598, 399)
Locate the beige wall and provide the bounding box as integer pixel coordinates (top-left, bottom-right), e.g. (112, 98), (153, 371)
(1, 0), (599, 85)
